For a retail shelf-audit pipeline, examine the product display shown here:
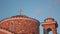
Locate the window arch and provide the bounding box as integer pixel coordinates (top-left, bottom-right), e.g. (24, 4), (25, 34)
(47, 28), (52, 34)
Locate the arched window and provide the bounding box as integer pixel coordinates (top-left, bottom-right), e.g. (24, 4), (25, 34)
(47, 28), (52, 34)
(49, 31), (52, 34)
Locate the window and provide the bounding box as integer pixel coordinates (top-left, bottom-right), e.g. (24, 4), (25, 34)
(47, 28), (52, 34)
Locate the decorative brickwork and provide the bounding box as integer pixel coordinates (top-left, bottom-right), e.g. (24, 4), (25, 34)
(0, 15), (40, 34)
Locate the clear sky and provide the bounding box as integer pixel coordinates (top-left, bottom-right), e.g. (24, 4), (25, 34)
(0, 0), (60, 34)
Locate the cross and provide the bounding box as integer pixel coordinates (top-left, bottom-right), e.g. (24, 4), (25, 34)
(18, 9), (22, 15)
(47, 14), (51, 18)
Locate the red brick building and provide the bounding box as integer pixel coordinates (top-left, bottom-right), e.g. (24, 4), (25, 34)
(0, 15), (40, 34)
(42, 17), (58, 34)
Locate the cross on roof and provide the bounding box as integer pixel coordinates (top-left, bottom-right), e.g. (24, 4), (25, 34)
(18, 9), (22, 15)
(47, 14), (51, 18)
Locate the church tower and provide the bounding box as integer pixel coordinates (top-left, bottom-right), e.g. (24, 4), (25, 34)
(42, 17), (58, 34)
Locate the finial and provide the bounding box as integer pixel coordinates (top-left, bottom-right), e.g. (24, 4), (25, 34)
(47, 14), (51, 18)
(18, 9), (22, 15)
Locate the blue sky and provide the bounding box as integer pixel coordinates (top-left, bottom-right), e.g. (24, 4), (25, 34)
(0, 0), (60, 34)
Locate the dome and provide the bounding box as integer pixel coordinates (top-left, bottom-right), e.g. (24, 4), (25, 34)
(0, 15), (40, 23)
(0, 15), (29, 22)
(0, 15), (40, 34)
(10, 15), (40, 23)
(44, 17), (54, 22)
(11, 15), (29, 18)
